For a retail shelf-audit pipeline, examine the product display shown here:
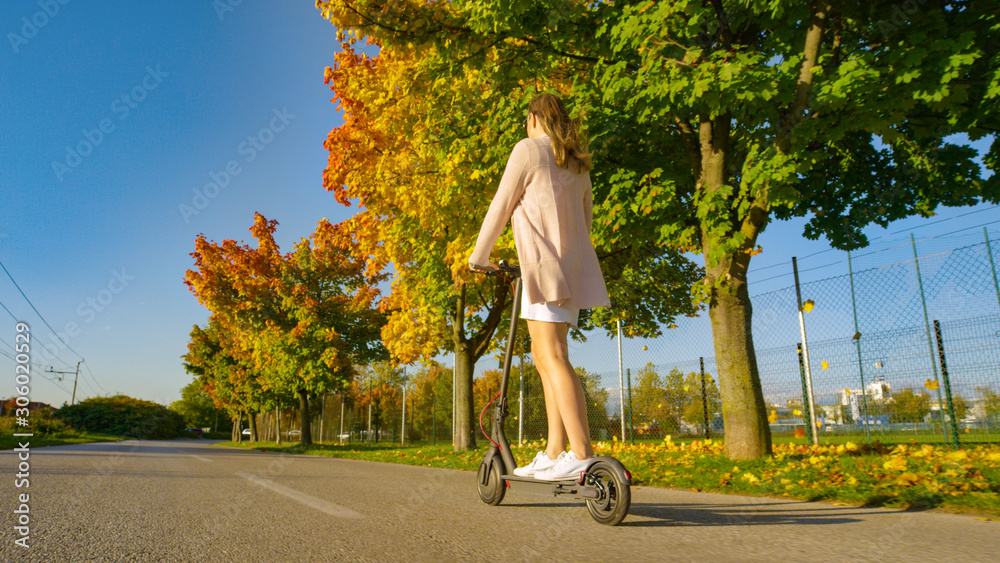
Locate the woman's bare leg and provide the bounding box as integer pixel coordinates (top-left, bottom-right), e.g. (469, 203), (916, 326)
(532, 342), (567, 460)
(527, 319), (594, 459)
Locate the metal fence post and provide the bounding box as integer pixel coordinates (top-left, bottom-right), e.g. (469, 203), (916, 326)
(401, 367), (407, 446)
(796, 343), (815, 444)
(847, 250), (872, 444)
(627, 367), (633, 444)
(700, 357), (710, 439)
(793, 257), (819, 445)
(912, 234), (948, 440)
(518, 352), (524, 445)
(617, 320), (625, 441)
(933, 320), (961, 449)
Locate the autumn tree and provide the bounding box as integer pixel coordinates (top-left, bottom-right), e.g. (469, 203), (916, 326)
(404, 361), (453, 441)
(318, 5), (700, 450)
(185, 214), (385, 445)
(317, 0), (999, 458)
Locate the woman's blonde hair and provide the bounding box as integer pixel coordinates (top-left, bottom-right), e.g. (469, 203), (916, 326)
(529, 93), (592, 172)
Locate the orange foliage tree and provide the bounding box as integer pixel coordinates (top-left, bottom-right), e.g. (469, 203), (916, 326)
(184, 213), (386, 444)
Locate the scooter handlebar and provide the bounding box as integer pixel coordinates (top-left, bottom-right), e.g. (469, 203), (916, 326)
(469, 260), (521, 278)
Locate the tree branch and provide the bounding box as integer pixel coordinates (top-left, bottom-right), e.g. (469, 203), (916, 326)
(777, 2), (832, 155)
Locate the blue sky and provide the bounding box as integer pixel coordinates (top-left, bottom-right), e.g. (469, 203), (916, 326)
(1, 2), (996, 409)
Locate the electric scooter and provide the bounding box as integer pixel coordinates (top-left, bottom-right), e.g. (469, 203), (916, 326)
(471, 261), (632, 526)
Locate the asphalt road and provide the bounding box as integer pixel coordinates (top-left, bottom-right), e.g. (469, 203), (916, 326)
(1, 439), (997, 562)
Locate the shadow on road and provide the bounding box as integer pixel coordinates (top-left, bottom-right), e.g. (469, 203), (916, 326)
(622, 501), (872, 527)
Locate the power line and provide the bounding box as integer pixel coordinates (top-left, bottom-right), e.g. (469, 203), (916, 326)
(0, 325), (76, 370)
(0, 297), (19, 323)
(748, 204), (1000, 275)
(0, 257), (86, 360)
(749, 218), (1000, 288)
(0, 348), (73, 395)
(82, 360), (109, 394)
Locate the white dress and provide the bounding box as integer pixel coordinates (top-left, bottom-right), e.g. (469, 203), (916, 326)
(520, 282), (580, 328)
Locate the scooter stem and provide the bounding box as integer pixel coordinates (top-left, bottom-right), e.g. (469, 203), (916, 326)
(490, 273), (522, 476)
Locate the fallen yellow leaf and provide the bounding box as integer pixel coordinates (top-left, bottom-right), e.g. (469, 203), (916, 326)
(883, 457), (908, 472)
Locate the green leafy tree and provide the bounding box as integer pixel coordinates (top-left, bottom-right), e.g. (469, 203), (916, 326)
(576, 367), (612, 439)
(977, 386), (1000, 422)
(682, 371), (722, 430)
(630, 364), (686, 436)
(317, 0), (999, 460)
(890, 388), (931, 423)
(169, 379), (227, 431)
(182, 319), (270, 441)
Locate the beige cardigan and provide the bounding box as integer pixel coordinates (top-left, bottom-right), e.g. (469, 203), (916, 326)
(469, 134), (610, 310)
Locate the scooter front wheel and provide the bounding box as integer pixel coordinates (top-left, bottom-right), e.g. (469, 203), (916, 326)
(476, 456), (506, 506)
(584, 460), (631, 525)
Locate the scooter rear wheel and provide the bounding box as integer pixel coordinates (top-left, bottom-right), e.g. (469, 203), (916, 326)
(477, 457), (506, 506)
(584, 460), (631, 525)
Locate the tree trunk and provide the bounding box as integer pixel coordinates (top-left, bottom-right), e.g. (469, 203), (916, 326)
(698, 113), (771, 459)
(249, 412), (258, 441)
(275, 406), (281, 445)
(706, 264), (772, 459)
(298, 389), (312, 444)
(453, 340), (476, 450)
(298, 389), (312, 445)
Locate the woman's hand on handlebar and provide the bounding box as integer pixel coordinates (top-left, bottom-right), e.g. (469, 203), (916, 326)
(469, 260), (499, 272)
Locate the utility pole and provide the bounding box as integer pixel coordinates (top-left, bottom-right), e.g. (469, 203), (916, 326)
(47, 361), (82, 405)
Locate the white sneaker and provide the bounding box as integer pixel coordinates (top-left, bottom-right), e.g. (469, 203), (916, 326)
(533, 450), (590, 481)
(513, 451), (564, 477)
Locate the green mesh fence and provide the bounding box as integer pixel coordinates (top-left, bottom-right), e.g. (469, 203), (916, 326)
(509, 227), (1000, 447)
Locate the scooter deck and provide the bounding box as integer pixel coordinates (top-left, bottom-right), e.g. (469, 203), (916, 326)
(500, 474), (601, 500)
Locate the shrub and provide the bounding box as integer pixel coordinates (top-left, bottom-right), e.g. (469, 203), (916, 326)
(0, 416), (75, 437)
(55, 395), (185, 439)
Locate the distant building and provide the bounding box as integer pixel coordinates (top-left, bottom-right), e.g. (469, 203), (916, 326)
(0, 400), (56, 416)
(839, 375), (891, 422)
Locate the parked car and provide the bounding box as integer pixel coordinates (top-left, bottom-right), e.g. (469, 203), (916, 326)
(241, 428), (251, 438)
(287, 430), (301, 439)
(184, 428), (204, 436)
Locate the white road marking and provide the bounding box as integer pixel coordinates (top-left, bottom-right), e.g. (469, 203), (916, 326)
(236, 472), (363, 519)
(190, 455), (213, 462)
